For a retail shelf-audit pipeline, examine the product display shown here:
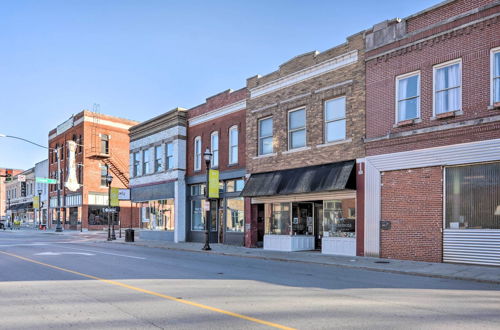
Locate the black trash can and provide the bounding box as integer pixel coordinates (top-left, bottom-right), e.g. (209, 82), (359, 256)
(125, 229), (135, 242)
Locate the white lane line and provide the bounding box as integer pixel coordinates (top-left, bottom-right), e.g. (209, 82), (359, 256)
(35, 252), (95, 256)
(0, 243), (48, 247)
(54, 245), (146, 260)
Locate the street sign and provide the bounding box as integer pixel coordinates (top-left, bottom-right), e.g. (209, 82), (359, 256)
(36, 177), (58, 184)
(18, 175), (26, 182)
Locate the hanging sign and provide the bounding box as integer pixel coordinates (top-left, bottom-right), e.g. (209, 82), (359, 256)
(33, 196), (40, 209)
(208, 169), (219, 199)
(110, 187), (120, 207)
(118, 189), (130, 200)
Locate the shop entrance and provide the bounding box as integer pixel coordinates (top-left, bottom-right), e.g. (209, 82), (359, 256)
(291, 202), (323, 250)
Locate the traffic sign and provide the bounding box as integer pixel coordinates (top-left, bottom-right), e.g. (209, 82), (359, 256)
(18, 175), (26, 182)
(36, 177), (58, 184)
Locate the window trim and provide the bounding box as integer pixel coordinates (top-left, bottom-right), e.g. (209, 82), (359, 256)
(210, 131), (219, 169)
(194, 136), (201, 171)
(324, 96), (347, 143)
(491, 47), (500, 106)
(165, 142), (174, 171)
(258, 116), (273, 156)
(154, 144), (163, 173)
(395, 70), (421, 123)
(142, 148), (151, 175)
(228, 125), (238, 165)
(432, 58), (462, 116)
(287, 107), (306, 150)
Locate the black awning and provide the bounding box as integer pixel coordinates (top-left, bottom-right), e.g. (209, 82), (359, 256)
(241, 160), (356, 197)
(9, 202), (33, 211)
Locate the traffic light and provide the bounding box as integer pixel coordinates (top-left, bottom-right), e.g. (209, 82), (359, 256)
(21, 181), (26, 197)
(4, 169), (13, 182)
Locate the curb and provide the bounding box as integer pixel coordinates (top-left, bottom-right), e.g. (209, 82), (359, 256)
(103, 240), (500, 285)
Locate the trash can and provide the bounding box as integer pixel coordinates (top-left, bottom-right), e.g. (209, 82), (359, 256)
(125, 229), (135, 242)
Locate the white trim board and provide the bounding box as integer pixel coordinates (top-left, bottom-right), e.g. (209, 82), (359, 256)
(250, 50), (358, 99)
(188, 100), (246, 127)
(363, 138), (500, 257)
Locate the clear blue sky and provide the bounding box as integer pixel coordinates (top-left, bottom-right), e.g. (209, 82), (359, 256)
(0, 0), (440, 170)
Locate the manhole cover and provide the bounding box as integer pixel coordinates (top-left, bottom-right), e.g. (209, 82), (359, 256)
(374, 261), (390, 264)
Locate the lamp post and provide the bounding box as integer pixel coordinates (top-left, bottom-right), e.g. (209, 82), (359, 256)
(37, 189), (42, 229)
(106, 173), (115, 241)
(202, 148), (212, 251)
(7, 198), (11, 229)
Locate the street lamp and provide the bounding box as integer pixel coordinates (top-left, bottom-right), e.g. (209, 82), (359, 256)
(202, 148), (212, 251)
(37, 189), (43, 229)
(0, 133), (63, 232)
(106, 173), (115, 241)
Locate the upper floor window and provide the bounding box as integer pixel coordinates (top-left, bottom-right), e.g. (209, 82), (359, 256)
(288, 108), (306, 150)
(258, 117), (273, 155)
(194, 136), (201, 171)
(396, 72), (420, 122)
(492, 48), (500, 105)
(166, 142), (174, 170)
(101, 134), (109, 154)
(154, 145), (163, 173)
(229, 126), (238, 164)
(142, 148), (151, 175)
(324, 97), (346, 143)
(78, 135), (83, 153)
(100, 164), (108, 187)
(133, 152), (141, 177)
(434, 59), (461, 115)
(211, 132), (219, 168)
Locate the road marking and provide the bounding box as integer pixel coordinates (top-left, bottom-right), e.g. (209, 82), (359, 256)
(58, 246), (146, 260)
(0, 251), (295, 330)
(35, 252), (95, 256)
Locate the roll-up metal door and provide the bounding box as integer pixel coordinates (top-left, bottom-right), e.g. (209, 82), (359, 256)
(443, 229), (500, 266)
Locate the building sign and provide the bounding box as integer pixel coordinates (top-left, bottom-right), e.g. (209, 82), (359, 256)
(17, 175), (26, 182)
(33, 196), (40, 209)
(118, 189), (130, 200)
(110, 188), (120, 207)
(56, 116), (74, 135)
(65, 140), (80, 191)
(208, 169), (219, 199)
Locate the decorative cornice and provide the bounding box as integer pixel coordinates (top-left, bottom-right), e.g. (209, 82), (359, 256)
(188, 100), (246, 127)
(249, 50), (358, 99)
(368, 13), (500, 63)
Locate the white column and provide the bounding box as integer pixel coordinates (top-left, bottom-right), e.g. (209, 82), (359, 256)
(174, 177), (186, 242)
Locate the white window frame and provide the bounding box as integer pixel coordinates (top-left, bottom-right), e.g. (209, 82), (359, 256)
(166, 142), (174, 170)
(211, 131), (219, 168)
(154, 145), (163, 173)
(229, 126), (238, 164)
(324, 96), (347, 143)
(258, 116), (273, 156)
(194, 136), (201, 171)
(433, 58), (462, 116)
(491, 47), (500, 106)
(288, 107), (306, 150)
(395, 71), (420, 123)
(142, 148), (151, 175)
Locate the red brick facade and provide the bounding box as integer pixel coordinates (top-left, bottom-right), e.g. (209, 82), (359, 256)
(380, 167), (443, 262)
(48, 111), (140, 230)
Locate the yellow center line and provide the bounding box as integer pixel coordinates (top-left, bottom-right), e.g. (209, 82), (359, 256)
(0, 251), (295, 330)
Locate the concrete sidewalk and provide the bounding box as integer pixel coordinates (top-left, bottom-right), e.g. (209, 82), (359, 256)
(103, 234), (500, 285)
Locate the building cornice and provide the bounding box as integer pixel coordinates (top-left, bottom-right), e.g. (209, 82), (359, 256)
(188, 100), (246, 127)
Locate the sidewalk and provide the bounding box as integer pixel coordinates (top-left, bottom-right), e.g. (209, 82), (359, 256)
(106, 234), (500, 285)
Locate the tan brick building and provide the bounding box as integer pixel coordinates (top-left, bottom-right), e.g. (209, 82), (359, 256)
(1, 168), (23, 225)
(242, 32), (366, 254)
(48, 111), (140, 231)
(363, 0), (500, 265)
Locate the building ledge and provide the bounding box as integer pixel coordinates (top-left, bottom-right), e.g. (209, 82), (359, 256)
(431, 110), (463, 121)
(316, 138), (352, 148)
(487, 102), (500, 110)
(282, 146), (311, 154)
(393, 118), (422, 128)
(252, 153), (277, 160)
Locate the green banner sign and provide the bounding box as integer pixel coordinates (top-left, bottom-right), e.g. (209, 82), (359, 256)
(110, 187), (120, 207)
(208, 169), (219, 199)
(36, 177), (58, 184)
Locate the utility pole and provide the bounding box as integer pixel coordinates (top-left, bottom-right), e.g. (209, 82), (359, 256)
(55, 147), (63, 232)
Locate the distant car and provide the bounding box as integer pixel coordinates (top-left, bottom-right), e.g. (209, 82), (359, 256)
(0, 221), (5, 230)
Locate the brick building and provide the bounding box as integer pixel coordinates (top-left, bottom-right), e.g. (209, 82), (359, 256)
(186, 88), (247, 245)
(4, 168), (35, 227)
(363, 0), (500, 265)
(1, 168), (23, 224)
(48, 111), (140, 231)
(242, 32), (366, 255)
(129, 108), (187, 242)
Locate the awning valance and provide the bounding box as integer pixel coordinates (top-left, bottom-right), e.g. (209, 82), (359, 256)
(241, 160), (356, 197)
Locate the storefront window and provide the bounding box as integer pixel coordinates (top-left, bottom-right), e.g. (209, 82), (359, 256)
(191, 184), (206, 196)
(445, 162), (500, 229)
(142, 199), (175, 230)
(226, 198), (244, 232)
(291, 202), (313, 235)
(226, 179), (245, 193)
(323, 199), (356, 238)
(191, 199), (217, 231)
(266, 202), (291, 235)
(88, 206), (118, 226)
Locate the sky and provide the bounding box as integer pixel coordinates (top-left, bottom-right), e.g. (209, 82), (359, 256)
(0, 0), (441, 170)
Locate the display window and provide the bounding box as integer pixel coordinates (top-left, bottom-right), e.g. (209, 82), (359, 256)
(226, 198), (244, 232)
(445, 162), (500, 229)
(191, 199), (217, 231)
(141, 199), (175, 231)
(323, 199), (356, 238)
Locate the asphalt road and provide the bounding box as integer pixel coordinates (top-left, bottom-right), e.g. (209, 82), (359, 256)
(1, 231), (499, 330)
